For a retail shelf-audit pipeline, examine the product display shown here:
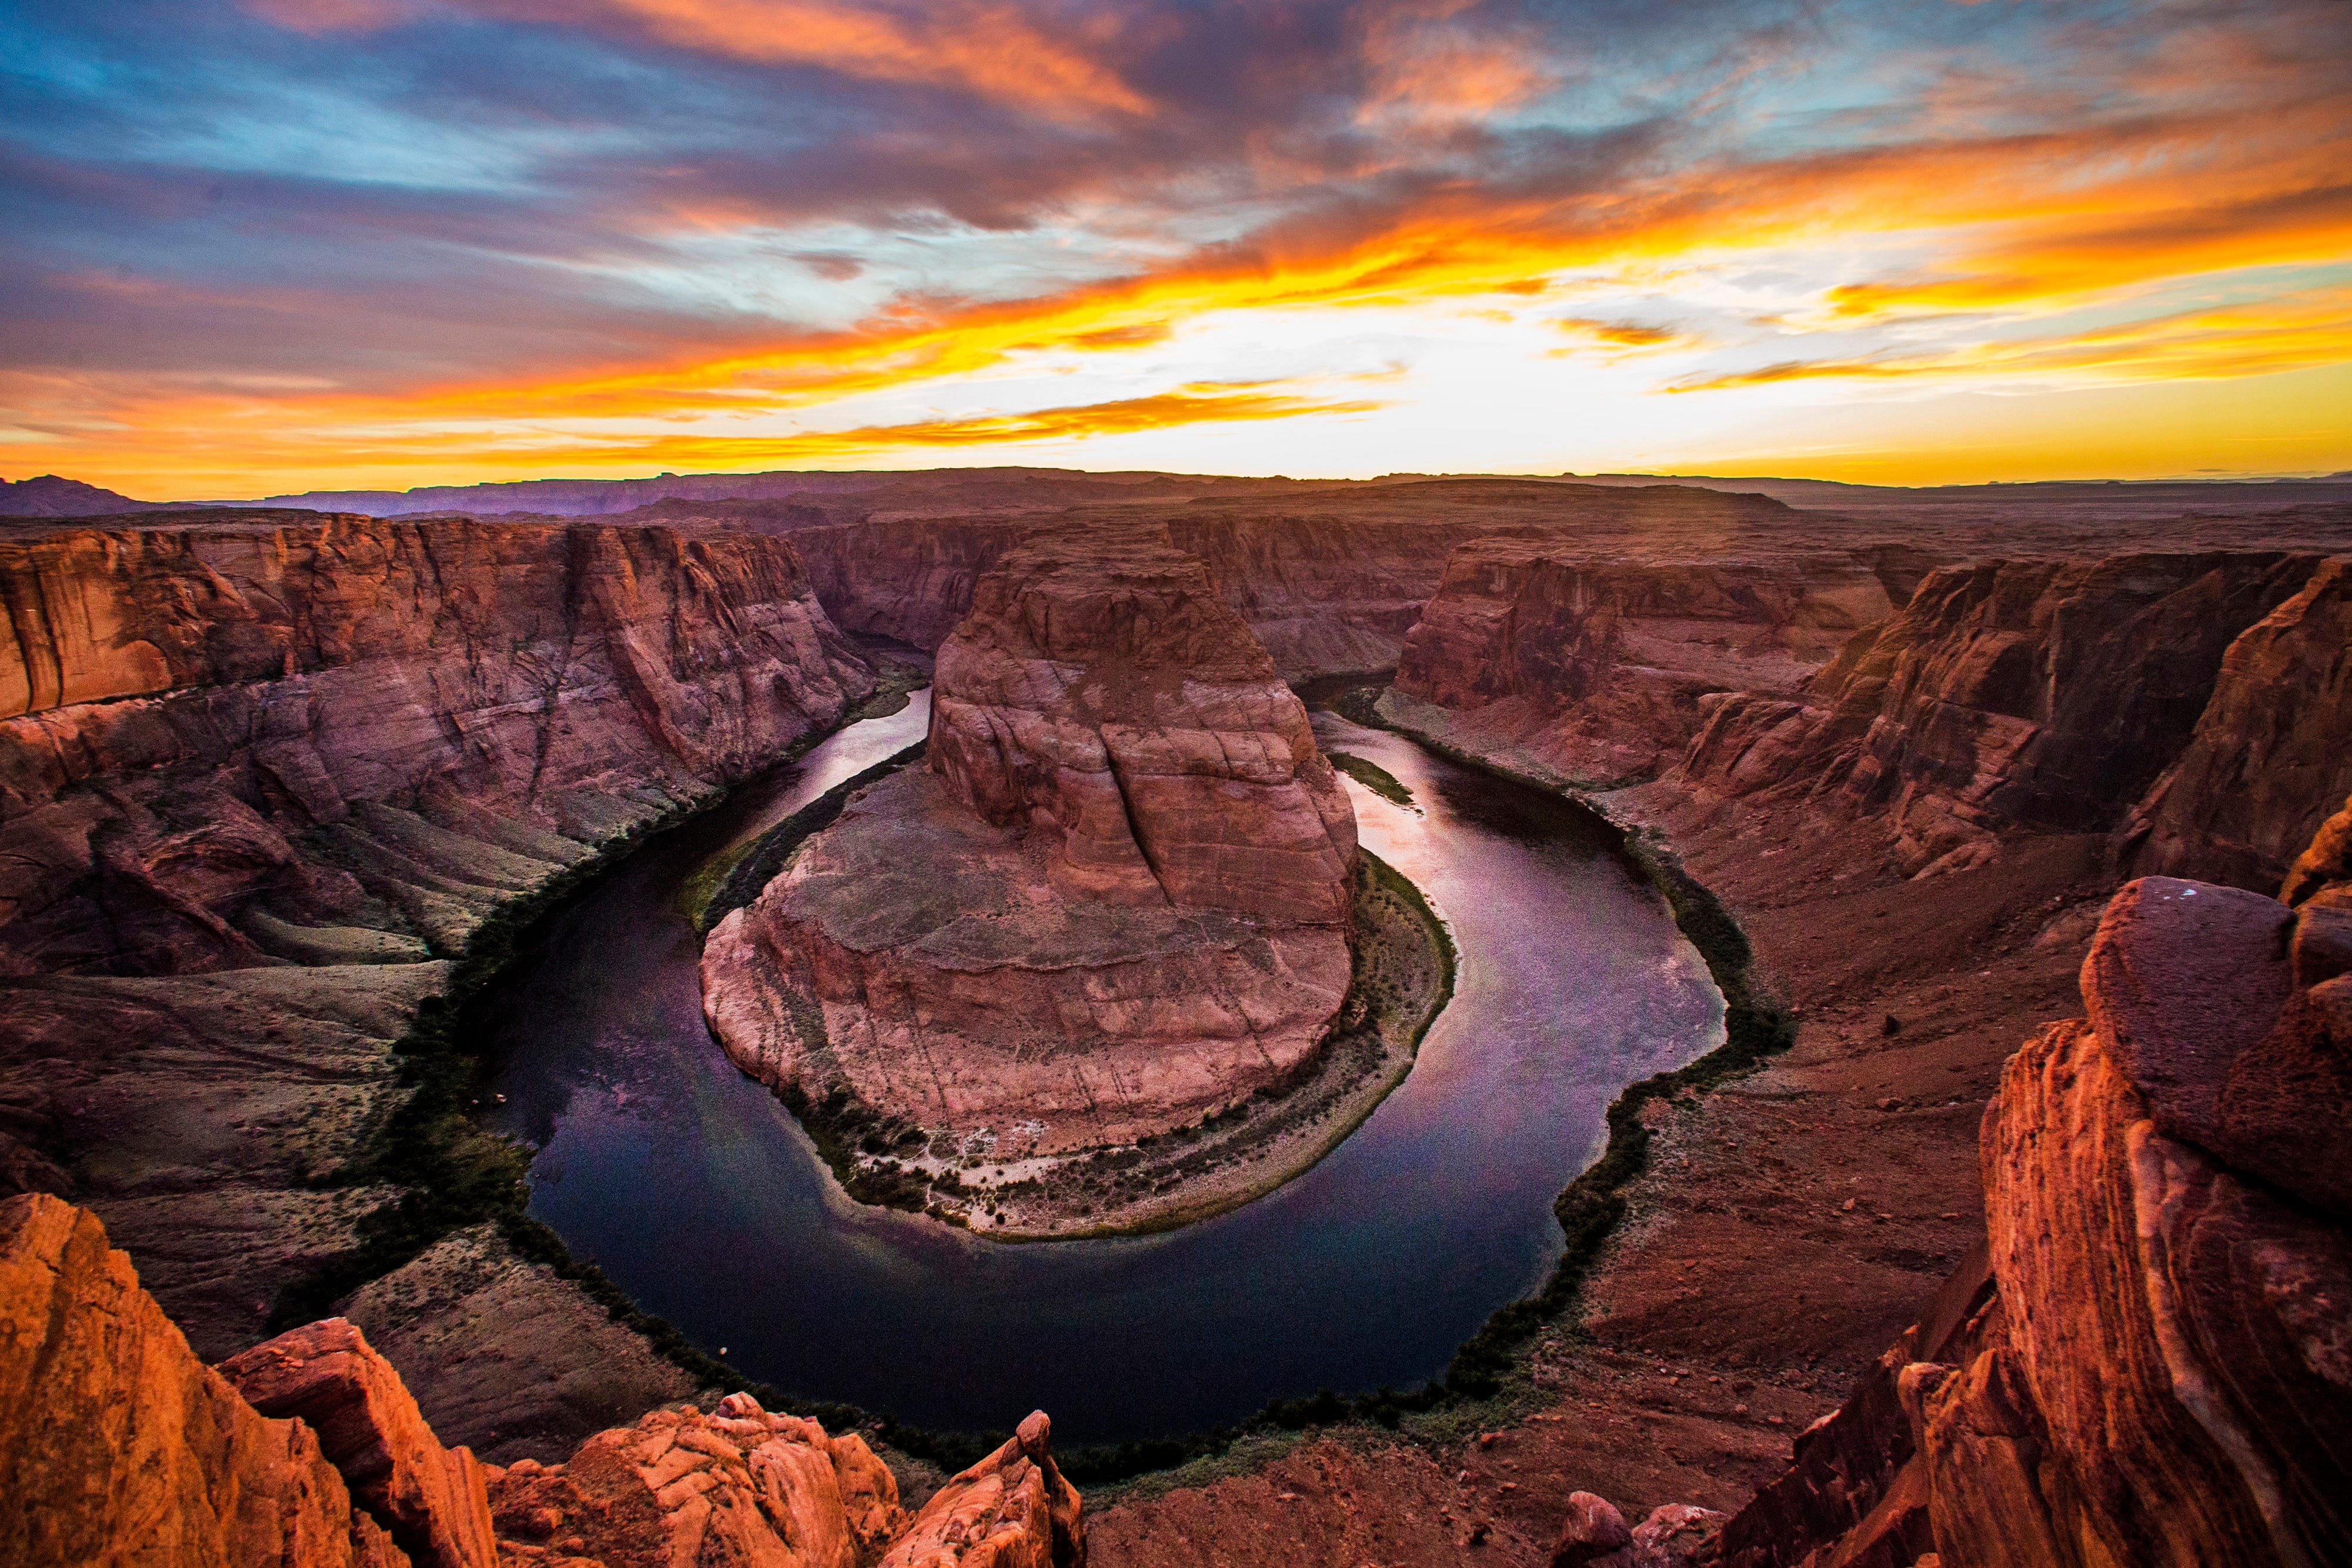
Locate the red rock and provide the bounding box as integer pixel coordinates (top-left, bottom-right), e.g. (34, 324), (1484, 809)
(1390, 545), (1896, 784)
(1679, 553), (2322, 875)
(0, 1192), (407, 1568)
(1, 514), (873, 974)
(1550, 1490), (1632, 1567)
(879, 1409), (1084, 1568)
(703, 538), (1357, 1161)
(2130, 559), (2352, 891)
(2281, 793), (2352, 909)
(218, 1318), (498, 1568)
(2077, 877), (2296, 1159)
(487, 1391), (910, 1568)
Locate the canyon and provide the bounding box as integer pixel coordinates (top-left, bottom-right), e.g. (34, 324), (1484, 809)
(700, 536), (1391, 1233)
(4, 472), (2351, 1568)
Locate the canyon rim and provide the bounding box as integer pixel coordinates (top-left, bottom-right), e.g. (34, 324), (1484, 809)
(8, 1), (2352, 1562)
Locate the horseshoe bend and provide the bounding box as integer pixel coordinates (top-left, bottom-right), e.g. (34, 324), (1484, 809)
(8, 10), (2352, 1551)
(6, 474), (2351, 1568)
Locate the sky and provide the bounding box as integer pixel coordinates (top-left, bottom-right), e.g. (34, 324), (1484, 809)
(2, 0), (2349, 495)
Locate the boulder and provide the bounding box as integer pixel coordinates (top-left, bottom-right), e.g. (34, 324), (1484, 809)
(1551, 1491), (1633, 1567)
(218, 1318), (497, 1568)
(487, 1392), (908, 1568)
(879, 1410), (1084, 1568)
(0, 1192), (406, 1568)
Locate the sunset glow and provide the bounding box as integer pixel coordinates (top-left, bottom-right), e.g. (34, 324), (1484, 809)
(5, 0), (2349, 493)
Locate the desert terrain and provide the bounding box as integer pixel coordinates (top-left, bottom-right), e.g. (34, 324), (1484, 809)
(4, 466), (2349, 1568)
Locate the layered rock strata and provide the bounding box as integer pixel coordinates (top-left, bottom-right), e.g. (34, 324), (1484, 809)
(788, 480), (1813, 679)
(1, 1192), (413, 1568)
(1666, 553), (2326, 878)
(2124, 557), (2352, 890)
(0, 512), (873, 1364)
(2, 1193), (1084, 1568)
(1709, 858), (2352, 1568)
(704, 538), (1357, 1174)
(1389, 544), (1900, 783)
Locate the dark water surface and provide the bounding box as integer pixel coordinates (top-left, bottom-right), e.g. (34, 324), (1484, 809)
(482, 698), (1722, 1443)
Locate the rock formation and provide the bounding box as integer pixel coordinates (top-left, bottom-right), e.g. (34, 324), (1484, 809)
(2, 1192), (1085, 1568)
(1388, 544), (1901, 783)
(788, 479), (1816, 680)
(1671, 553), (2321, 872)
(703, 537), (1357, 1171)
(1706, 833), (2352, 1568)
(2, 1191), (426, 1568)
(218, 1318), (502, 1568)
(2124, 557), (2352, 890)
(0, 511), (874, 1362)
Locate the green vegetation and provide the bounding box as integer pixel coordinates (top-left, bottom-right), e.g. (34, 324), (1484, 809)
(1327, 750), (1415, 809)
(694, 741), (926, 932)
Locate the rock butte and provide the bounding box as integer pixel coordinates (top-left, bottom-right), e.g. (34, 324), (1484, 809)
(703, 536), (1358, 1160)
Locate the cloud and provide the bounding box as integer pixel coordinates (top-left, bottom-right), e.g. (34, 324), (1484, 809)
(6, 0), (2352, 488)
(477, 0), (1149, 121)
(1668, 286), (2352, 393)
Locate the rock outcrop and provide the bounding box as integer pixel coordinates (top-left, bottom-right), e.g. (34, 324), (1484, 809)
(1708, 841), (2352, 1567)
(1389, 544), (1900, 783)
(2124, 557), (2352, 891)
(1668, 552), (2326, 877)
(2, 1191), (415, 1568)
(880, 1411), (1085, 1568)
(789, 479), (1816, 680)
(0, 511), (873, 1360)
(219, 1318), (501, 1568)
(3, 1193), (1085, 1568)
(703, 537), (1357, 1171)
(489, 1392), (911, 1568)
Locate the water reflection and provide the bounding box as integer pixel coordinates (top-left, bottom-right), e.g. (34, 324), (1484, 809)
(483, 700), (1722, 1443)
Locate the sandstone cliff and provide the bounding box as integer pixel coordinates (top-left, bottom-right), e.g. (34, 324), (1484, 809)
(788, 480), (1815, 680)
(703, 538), (1357, 1181)
(2, 1193), (1084, 1568)
(0, 511), (874, 1362)
(2124, 557), (2352, 891)
(1388, 543), (1900, 784)
(1705, 855), (2352, 1568)
(2, 1192), (423, 1568)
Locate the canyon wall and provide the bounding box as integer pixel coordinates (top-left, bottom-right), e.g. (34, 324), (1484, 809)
(1388, 544), (2348, 889)
(703, 536), (1358, 1173)
(1670, 553), (2322, 877)
(1, 1193), (1084, 1568)
(0, 512), (874, 1358)
(1707, 846), (2352, 1568)
(1388, 543), (1901, 783)
(788, 480), (1814, 680)
(2123, 557), (2352, 891)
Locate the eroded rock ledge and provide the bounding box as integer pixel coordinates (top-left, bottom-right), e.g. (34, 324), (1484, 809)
(1, 1192), (1085, 1568)
(703, 537), (1366, 1225)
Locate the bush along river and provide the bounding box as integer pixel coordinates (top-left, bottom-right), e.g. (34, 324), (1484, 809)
(481, 694), (1725, 1450)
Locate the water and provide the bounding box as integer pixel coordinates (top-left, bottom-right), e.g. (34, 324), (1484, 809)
(482, 697), (1723, 1444)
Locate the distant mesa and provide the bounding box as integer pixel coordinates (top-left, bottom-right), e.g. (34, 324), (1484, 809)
(0, 474), (165, 517)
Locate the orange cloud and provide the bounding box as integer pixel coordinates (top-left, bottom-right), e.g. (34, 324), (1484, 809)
(550, 0), (1148, 121)
(1668, 285), (2352, 393)
(1551, 317), (1689, 349)
(18, 4), (2352, 492)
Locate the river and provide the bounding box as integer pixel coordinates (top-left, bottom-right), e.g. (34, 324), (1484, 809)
(482, 694), (1723, 1445)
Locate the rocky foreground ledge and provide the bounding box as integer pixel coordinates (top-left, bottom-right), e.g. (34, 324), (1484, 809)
(701, 536), (1415, 1234)
(1, 1191), (1085, 1568)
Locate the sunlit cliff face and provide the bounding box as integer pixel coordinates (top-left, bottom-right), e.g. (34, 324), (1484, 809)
(4, 0), (2348, 493)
